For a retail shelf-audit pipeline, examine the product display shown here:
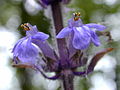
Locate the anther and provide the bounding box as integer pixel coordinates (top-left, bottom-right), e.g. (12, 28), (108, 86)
(21, 23), (30, 31)
(73, 12), (81, 21)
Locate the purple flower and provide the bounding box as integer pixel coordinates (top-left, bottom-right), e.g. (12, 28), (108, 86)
(12, 14), (113, 85)
(39, 0), (70, 6)
(56, 12), (106, 50)
(12, 23), (49, 64)
(41, 0), (61, 5)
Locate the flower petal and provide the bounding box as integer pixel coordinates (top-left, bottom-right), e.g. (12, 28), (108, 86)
(26, 25), (38, 36)
(72, 27), (91, 50)
(30, 25), (38, 34)
(82, 26), (100, 46)
(56, 27), (72, 38)
(32, 40), (57, 60)
(32, 32), (49, 41)
(85, 23), (106, 31)
(13, 38), (39, 63)
(68, 18), (83, 27)
(90, 30), (100, 46)
(12, 37), (26, 53)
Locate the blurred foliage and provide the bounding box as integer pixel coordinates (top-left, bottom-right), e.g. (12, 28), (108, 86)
(116, 65), (120, 90)
(68, 0), (120, 23)
(19, 2), (51, 35)
(0, 0), (120, 90)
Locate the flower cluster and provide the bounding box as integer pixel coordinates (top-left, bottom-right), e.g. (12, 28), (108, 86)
(12, 13), (113, 80)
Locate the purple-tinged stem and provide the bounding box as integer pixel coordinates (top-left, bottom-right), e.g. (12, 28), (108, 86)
(51, 2), (69, 68)
(34, 66), (60, 80)
(51, 2), (74, 90)
(61, 70), (74, 90)
(51, 1), (63, 34)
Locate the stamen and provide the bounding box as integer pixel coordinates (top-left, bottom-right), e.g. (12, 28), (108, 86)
(73, 12), (81, 21)
(21, 23), (31, 31)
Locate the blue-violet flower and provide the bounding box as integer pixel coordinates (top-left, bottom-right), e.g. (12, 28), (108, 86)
(12, 23), (49, 64)
(56, 12), (106, 50)
(40, 0), (70, 6)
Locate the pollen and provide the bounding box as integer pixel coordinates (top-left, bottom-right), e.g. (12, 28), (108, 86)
(73, 12), (81, 21)
(21, 23), (31, 31)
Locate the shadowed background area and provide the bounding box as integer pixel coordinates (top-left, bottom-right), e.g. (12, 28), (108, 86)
(0, 0), (120, 90)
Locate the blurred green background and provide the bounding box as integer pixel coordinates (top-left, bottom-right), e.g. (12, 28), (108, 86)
(0, 0), (120, 90)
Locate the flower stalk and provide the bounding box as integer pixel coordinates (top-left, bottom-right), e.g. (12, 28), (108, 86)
(51, 2), (74, 90)
(61, 69), (74, 90)
(12, 1), (114, 90)
(51, 1), (68, 58)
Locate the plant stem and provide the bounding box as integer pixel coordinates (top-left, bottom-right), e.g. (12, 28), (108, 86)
(51, 2), (68, 66)
(61, 70), (74, 90)
(51, 2), (74, 90)
(51, 1), (63, 34)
